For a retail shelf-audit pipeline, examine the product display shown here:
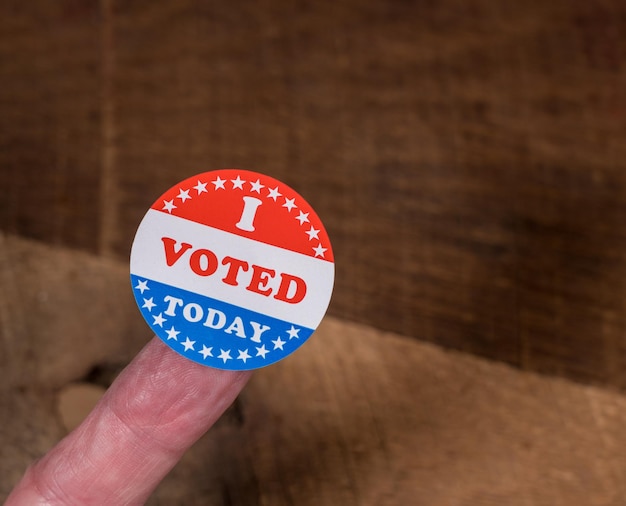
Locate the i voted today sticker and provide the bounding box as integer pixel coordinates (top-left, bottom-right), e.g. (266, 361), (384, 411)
(130, 169), (335, 371)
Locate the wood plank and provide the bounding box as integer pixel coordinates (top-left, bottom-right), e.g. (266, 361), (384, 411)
(3, 235), (626, 504)
(3, 0), (626, 389)
(0, 1), (102, 252)
(107, 0), (626, 388)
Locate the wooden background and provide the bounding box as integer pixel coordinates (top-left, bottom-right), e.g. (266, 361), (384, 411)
(3, 0), (626, 390)
(3, 0), (626, 503)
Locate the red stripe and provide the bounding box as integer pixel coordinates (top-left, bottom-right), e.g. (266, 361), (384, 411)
(150, 169), (334, 263)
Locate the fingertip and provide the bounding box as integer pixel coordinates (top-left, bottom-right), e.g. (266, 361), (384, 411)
(5, 466), (48, 506)
(6, 338), (253, 505)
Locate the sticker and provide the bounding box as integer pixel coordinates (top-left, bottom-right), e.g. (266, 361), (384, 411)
(130, 169), (334, 371)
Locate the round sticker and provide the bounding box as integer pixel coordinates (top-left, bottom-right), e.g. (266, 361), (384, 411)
(130, 169), (335, 371)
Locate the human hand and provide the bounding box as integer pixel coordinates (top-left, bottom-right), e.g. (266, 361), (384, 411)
(6, 337), (251, 505)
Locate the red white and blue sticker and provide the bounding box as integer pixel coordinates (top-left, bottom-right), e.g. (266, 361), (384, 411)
(130, 169), (334, 371)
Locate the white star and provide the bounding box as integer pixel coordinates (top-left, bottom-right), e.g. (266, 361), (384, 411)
(212, 176), (226, 190)
(267, 186), (282, 201)
(165, 326), (180, 341)
(231, 175), (245, 190)
(287, 326), (300, 340)
(182, 337), (196, 351)
(194, 180), (208, 194)
(162, 199), (177, 213)
(256, 344), (269, 359)
(237, 349), (252, 363)
(313, 244), (327, 258)
(177, 188), (191, 202)
(199, 345), (213, 359)
(152, 313), (166, 327)
(142, 297), (156, 312)
(283, 197), (297, 212)
(296, 211), (310, 225)
(135, 279), (149, 293)
(272, 336), (286, 350)
(250, 179), (264, 193)
(218, 349), (232, 363)
(306, 227), (320, 241)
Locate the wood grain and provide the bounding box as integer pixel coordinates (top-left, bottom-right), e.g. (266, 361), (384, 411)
(3, 234), (626, 504)
(2, 0), (626, 388)
(0, 1), (102, 251)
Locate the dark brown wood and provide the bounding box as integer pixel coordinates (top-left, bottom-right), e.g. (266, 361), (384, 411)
(2, 0), (626, 389)
(0, 1), (103, 251)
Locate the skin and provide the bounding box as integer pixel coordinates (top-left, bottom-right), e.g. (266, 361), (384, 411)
(5, 337), (252, 505)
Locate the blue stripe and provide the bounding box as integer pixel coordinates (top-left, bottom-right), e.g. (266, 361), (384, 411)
(131, 274), (314, 370)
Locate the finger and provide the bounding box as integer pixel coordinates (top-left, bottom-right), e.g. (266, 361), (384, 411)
(6, 337), (252, 505)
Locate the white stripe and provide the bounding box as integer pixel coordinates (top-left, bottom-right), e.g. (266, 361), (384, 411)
(130, 210), (334, 329)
